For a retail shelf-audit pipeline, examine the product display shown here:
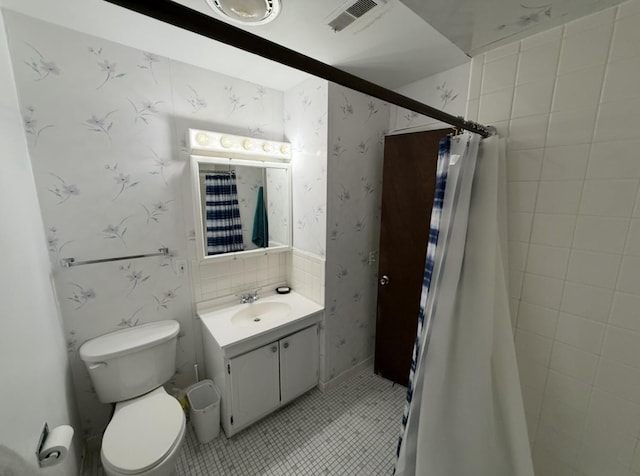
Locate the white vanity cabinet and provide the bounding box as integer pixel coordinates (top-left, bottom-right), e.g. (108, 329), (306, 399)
(203, 322), (320, 437)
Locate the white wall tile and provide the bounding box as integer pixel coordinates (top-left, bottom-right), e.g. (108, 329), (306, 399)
(602, 57), (640, 103)
(509, 241), (529, 271)
(517, 301), (559, 338)
(530, 213), (576, 247)
(595, 359), (640, 404)
(595, 98), (640, 142)
(558, 24), (613, 74)
(566, 249), (620, 289)
(552, 65), (605, 113)
(560, 281), (613, 323)
(482, 55), (518, 94)
(624, 219), (640, 256)
(517, 355), (549, 390)
(610, 292), (640, 332)
(610, 10), (640, 61)
(512, 78), (555, 118)
(521, 273), (564, 309)
(508, 212), (533, 242)
(588, 140), (640, 179)
(564, 8), (615, 36)
(508, 113), (549, 150)
(538, 395), (588, 441)
(587, 388), (640, 438)
(546, 107), (597, 147)
(545, 370), (592, 409)
(617, 255), (640, 295)
(468, 55), (484, 100)
(521, 26), (563, 50)
(474, 7), (640, 473)
(507, 149), (543, 181)
(535, 181), (583, 214)
(556, 312), (605, 353)
(540, 144), (590, 181)
(579, 179), (638, 217)
(572, 215), (629, 253)
(478, 87), (514, 123)
(508, 181), (538, 212)
(517, 42), (561, 84)
(602, 326), (640, 369)
(525, 243), (570, 279)
(515, 330), (554, 366)
(550, 341), (598, 383)
(485, 43), (520, 63)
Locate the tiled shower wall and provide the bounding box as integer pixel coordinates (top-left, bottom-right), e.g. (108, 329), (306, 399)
(469, 2), (640, 474)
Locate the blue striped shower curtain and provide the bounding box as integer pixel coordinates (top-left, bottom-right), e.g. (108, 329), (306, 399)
(395, 134), (534, 476)
(204, 172), (244, 255)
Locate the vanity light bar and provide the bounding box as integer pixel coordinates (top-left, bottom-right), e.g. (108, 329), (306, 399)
(188, 129), (292, 161)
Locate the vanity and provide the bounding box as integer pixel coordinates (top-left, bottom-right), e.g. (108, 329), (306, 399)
(188, 128), (324, 437)
(198, 291), (322, 436)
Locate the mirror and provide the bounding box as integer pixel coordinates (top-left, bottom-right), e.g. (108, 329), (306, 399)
(189, 129), (292, 262)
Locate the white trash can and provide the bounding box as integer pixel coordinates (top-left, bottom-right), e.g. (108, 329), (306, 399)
(186, 379), (220, 444)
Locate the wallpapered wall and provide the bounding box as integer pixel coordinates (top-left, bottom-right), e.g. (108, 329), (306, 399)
(325, 84), (390, 380)
(283, 76), (328, 258)
(4, 11), (284, 438)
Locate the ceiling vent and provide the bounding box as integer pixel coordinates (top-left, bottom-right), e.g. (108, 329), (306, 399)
(327, 0), (388, 32)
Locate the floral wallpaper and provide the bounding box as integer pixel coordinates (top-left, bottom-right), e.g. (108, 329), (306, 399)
(325, 84), (390, 380)
(389, 62), (469, 134)
(4, 11), (284, 438)
(283, 77), (328, 258)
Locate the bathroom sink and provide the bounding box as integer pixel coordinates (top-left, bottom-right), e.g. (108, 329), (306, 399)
(231, 302), (292, 327)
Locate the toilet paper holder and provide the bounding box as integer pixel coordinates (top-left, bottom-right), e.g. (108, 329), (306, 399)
(36, 422), (73, 468)
(36, 422), (52, 467)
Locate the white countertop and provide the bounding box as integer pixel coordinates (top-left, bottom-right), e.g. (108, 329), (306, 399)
(198, 291), (324, 350)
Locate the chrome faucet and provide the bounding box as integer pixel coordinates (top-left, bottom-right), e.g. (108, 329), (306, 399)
(240, 289), (260, 304)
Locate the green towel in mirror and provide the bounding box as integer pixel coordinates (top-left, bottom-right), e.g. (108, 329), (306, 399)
(252, 186), (269, 247)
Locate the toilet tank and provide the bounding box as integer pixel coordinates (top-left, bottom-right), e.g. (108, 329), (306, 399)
(79, 320), (180, 403)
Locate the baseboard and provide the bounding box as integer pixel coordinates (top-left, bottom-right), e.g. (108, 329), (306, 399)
(318, 356), (373, 392)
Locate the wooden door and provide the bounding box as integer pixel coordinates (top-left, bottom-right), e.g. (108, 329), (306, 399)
(228, 342), (280, 433)
(279, 325), (319, 405)
(374, 129), (450, 386)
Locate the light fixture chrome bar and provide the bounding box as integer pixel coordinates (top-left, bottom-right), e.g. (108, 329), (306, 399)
(60, 248), (169, 268)
(103, 0), (494, 138)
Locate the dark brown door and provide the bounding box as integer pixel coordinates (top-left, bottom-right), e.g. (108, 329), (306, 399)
(374, 129), (450, 386)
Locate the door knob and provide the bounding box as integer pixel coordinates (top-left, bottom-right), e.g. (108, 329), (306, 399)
(283, 342), (289, 349)
(380, 275), (390, 286)
(271, 346), (278, 353)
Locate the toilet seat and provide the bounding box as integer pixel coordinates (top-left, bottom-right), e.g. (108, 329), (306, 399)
(101, 387), (185, 475)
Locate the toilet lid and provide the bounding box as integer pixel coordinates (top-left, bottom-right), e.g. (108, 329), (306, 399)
(102, 391), (185, 474)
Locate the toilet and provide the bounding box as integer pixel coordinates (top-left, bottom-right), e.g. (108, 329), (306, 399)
(79, 320), (186, 476)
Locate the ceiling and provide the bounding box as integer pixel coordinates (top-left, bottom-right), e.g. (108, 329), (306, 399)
(0, 0), (628, 94)
(400, 0), (628, 56)
(173, 0), (470, 90)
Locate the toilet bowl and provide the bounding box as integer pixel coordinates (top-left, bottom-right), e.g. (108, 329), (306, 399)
(78, 321), (185, 476)
(101, 387), (186, 476)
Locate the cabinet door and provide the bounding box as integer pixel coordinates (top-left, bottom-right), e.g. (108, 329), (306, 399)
(229, 342), (280, 432)
(279, 325), (319, 405)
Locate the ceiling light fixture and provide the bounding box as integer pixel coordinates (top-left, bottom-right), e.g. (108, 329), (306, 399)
(205, 0), (282, 26)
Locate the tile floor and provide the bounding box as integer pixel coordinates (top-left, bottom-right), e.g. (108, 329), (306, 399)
(83, 367), (406, 475)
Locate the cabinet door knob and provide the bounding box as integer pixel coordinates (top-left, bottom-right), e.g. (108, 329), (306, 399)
(271, 346), (278, 353)
(380, 275), (390, 286)
(283, 342), (289, 349)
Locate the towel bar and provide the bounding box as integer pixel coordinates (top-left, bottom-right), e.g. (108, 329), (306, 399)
(60, 248), (169, 268)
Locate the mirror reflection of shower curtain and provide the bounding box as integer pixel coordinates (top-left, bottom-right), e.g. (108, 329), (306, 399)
(395, 135), (534, 476)
(205, 172), (245, 255)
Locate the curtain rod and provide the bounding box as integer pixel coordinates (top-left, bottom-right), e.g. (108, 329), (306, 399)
(103, 0), (494, 138)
